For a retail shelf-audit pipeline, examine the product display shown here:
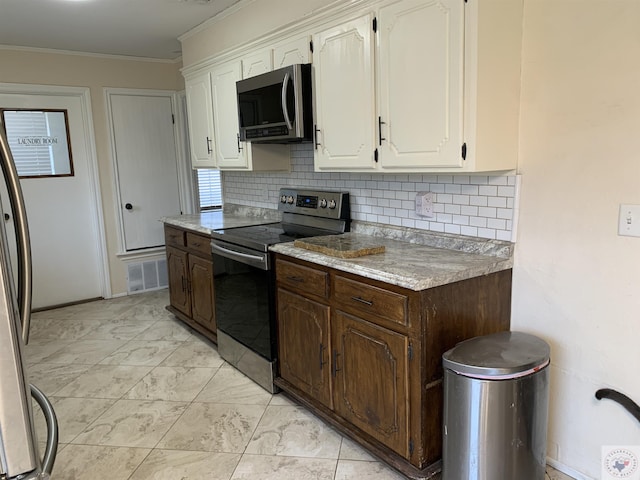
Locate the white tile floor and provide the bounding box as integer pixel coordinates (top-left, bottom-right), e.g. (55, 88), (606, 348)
(25, 290), (574, 480)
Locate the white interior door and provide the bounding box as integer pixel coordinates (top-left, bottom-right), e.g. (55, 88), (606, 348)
(108, 92), (181, 251)
(0, 92), (104, 309)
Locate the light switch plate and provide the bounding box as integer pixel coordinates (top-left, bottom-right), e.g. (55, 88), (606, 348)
(415, 192), (434, 217)
(618, 204), (640, 237)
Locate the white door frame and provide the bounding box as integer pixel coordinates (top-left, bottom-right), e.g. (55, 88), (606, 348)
(0, 82), (110, 298)
(104, 88), (192, 258)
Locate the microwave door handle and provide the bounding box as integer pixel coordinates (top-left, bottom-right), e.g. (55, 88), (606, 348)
(281, 71), (293, 131)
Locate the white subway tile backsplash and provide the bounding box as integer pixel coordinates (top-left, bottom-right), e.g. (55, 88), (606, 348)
(488, 197), (507, 208)
(445, 224), (461, 234)
(487, 218), (507, 230)
(445, 184), (462, 194)
(478, 207), (497, 218)
(453, 195), (470, 205)
(479, 185), (498, 196)
(498, 186), (515, 197)
(461, 226), (478, 237)
(478, 228), (497, 239)
(222, 144), (519, 241)
(461, 184), (479, 195)
(445, 204), (461, 215)
(461, 205), (479, 216)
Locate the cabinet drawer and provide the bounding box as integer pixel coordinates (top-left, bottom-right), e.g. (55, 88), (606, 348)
(333, 275), (408, 326)
(276, 259), (329, 298)
(165, 225), (186, 247)
(186, 232), (211, 257)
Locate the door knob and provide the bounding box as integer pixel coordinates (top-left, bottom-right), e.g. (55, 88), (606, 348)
(125, 203), (133, 210)
(3, 213), (9, 221)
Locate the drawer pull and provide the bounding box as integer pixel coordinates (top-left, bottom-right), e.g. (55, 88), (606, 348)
(351, 296), (373, 307)
(286, 275), (304, 283)
(192, 242), (201, 247)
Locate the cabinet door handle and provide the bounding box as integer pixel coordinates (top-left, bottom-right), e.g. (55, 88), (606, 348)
(181, 276), (186, 292)
(314, 125), (321, 150)
(206, 136), (212, 154)
(332, 350), (341, 377)
(286, 275), (304, 283)
(237, 134), (243, 153)
(378, 116), (386, 146)
(351, 296), (373, 307)
(319, 343), (327, 370)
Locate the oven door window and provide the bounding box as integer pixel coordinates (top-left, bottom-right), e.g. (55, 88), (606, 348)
(213, 253), (275, 361)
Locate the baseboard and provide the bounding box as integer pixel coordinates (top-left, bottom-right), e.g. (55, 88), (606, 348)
(547, 457), (594, 480)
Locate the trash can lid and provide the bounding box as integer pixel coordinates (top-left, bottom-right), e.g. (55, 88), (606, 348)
(442, 331), (550, 379)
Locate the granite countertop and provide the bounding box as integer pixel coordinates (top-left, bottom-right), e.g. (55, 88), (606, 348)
(270, 231), (513, 292)
(162, 206), (514, 291)
(161, 204), (281, 235)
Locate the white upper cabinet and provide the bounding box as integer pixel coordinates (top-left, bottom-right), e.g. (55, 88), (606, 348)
(310, 0), (522, 172)
(180, 0), (523, 173)
(377, 0), (464, 169)
(185, 71), (216, 168)
(273, 36), (312, 69)
(313, 15), (376, 171)
(211, 60), (252, 170)
(242, 49), (273, 79)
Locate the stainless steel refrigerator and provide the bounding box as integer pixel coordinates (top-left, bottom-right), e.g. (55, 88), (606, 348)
(0, 119), (58, 479)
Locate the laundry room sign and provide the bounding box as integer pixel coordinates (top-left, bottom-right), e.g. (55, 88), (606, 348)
(0, 108), (74, 178)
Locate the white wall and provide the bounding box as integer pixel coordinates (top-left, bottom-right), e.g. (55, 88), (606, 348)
(0, 48), (183, 295)
(514, 1), (640, 477)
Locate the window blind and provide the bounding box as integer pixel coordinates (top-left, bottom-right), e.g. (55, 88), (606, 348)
(196, 169), (222, 210)
(3, 111), (55, 176)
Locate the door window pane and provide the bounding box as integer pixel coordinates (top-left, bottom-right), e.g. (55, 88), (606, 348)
(1, 109), (74, 178)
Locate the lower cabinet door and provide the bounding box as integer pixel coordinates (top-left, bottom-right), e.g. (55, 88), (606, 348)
(189, 254), (216, 331)
(167, 246), (191, 317)
(277, 288), (333, 408)
(333, 310), (410, 458)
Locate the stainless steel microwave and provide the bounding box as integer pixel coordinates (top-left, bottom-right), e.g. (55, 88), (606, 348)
(237, 63), (312, 143)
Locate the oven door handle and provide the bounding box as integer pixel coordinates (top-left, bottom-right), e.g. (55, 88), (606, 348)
(211, 243), (268, 269)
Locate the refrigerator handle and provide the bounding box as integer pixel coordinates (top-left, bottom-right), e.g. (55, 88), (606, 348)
(30, 383), (58, 474)
(0, 123), (33, 344)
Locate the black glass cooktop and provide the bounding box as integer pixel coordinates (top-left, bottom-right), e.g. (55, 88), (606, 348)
(211, 223), (298, 252)
(212, 222), (340, 252)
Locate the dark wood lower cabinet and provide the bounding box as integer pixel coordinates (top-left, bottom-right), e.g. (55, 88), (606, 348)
(274, 254), (512, 480)
(164, 225), (217, 343)
(277, 288), (332, 408)
(167, 246), (190, 316)
(333, 310), (409, 458)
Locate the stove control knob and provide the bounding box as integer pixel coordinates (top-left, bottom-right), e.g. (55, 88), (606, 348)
(328, 199), (337, 209)
(280, 195), (287, 204)
(287, 195), (295, 204)
(320, 198), (328, 208)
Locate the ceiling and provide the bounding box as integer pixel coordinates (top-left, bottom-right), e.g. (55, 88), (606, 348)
(0, 0), (243, 61)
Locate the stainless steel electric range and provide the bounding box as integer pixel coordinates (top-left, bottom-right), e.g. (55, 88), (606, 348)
(210, 188), (350, 392)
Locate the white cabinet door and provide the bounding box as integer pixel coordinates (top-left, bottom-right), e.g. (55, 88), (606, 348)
(211, 60), (249, 169)
(243, 49), (273, 79)
(185, 72), (215, 168)
(377, 0), (464, 169)
(273, 36), (311, 69)
(313, 15), (376, 171)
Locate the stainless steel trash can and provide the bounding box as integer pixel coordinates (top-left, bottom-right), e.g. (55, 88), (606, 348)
(442, 331), (550, 480)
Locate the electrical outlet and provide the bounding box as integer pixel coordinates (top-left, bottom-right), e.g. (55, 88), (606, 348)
(415, 192), (434, 217)
(618, 204), (640, 237)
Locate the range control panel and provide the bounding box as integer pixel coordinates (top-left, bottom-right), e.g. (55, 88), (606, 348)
(278, 188), (350, 220)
